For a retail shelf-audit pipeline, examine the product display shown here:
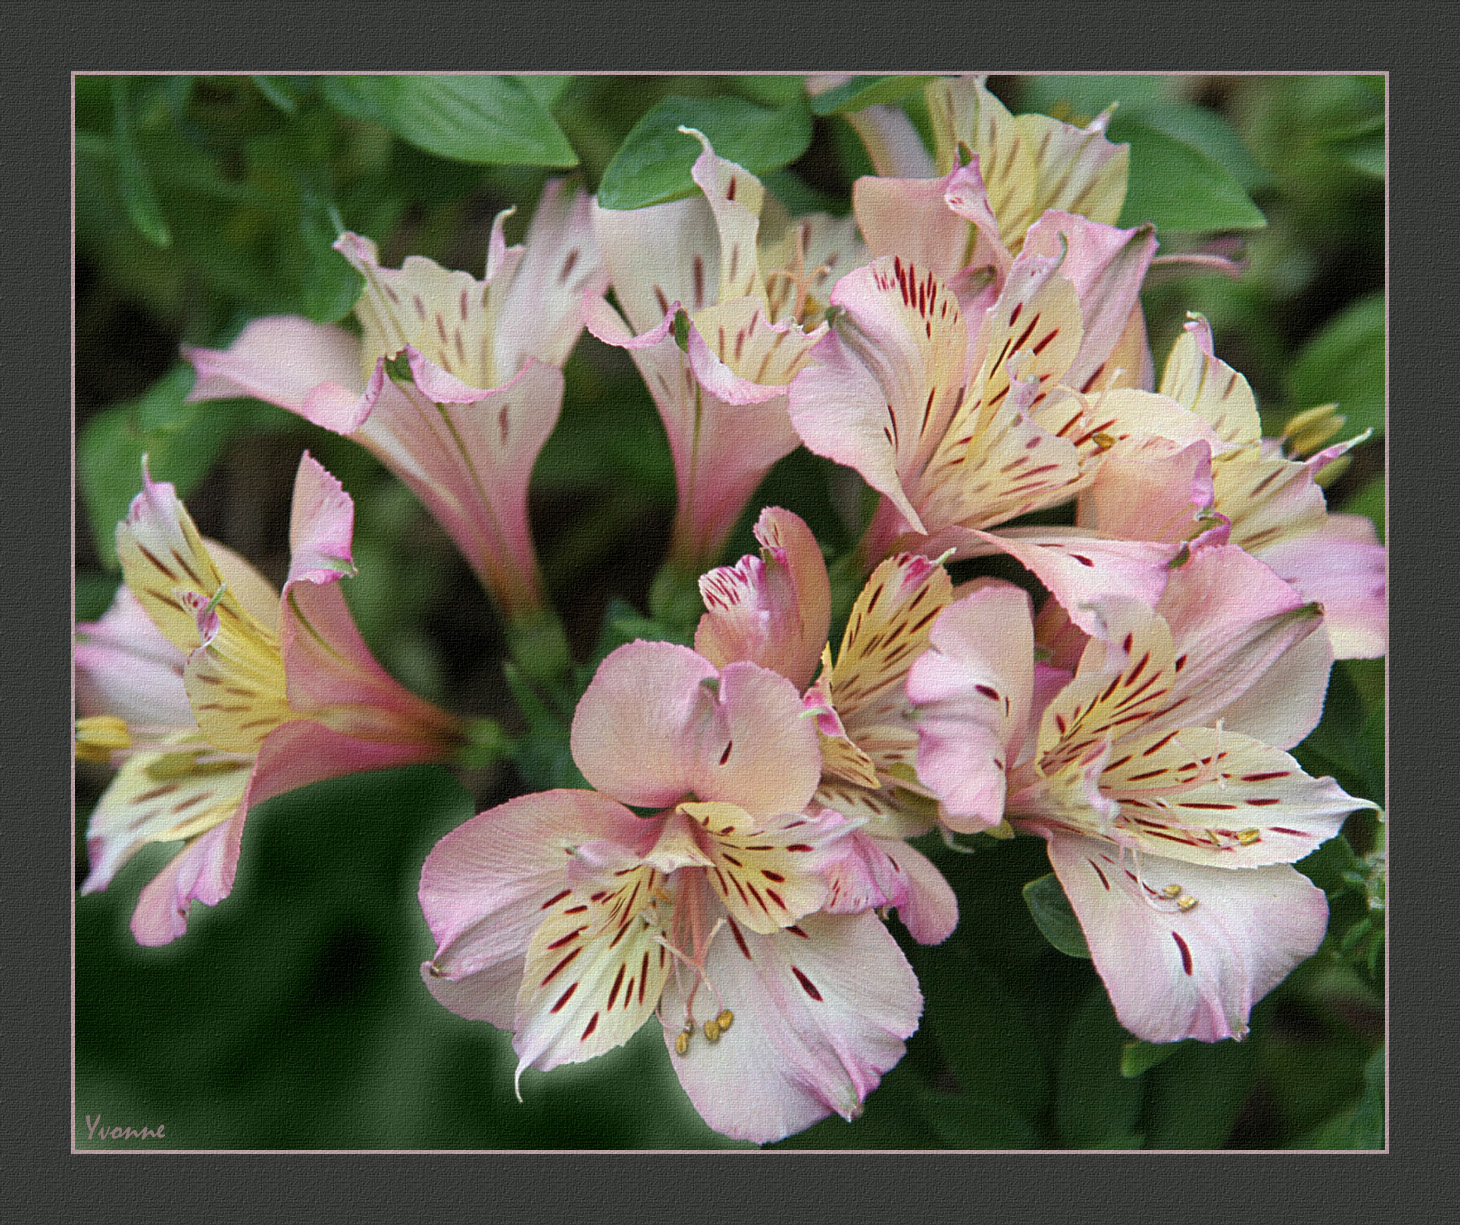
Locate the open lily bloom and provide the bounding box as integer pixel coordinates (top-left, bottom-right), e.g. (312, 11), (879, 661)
(788, 252), (1212, 634)
(853, 145), (1155, 393)
(419, 639), (921, 1143)
(588, 130), (868, 573)
(76, 455), (462, 945)
(184, 179), (605, 623)
(908, 546), (1377, 1042)
(695, 508), (958, 944)
(1081, 315), (1387, 658)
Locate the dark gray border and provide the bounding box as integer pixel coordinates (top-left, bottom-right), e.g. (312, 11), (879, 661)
(8, 0), (1453, 1220)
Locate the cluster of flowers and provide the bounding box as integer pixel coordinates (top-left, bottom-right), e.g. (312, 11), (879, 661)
(76, 77), (1385, 1144)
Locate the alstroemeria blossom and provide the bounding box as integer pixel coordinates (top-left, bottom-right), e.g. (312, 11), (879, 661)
(184, 179), (605, 621)
(77, 454), (462, 945)
(419, 640), (920, 1143)
(788, 253), (1209, 634)
(588, 130), (868, 572)
(695, 508), (959, 944)
(908, 546), (1377, 1042)
(1081, 315), (1387, 658)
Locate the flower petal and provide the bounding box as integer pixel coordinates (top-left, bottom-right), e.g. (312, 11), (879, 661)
(695, 507), (831, 691)
(683, 803), (836, 935)
(513, 859), (673, 1083)
(1079, 436), (1217, 545)
(844, 103), (936, 178)
(790, 256), (972, 534)
(908, 579), (1033, 831)
(1103, 727), (1374, 868)
(1254, 515), (1387, 660)
(942, 527), (1177, 638)
(684, 127), (767, 304)
(351, 358), (563, 616)
(129, 809), (247, 946)
(593, 195), (720, 335)
(830, 554), (954, 776)
(1021, 212), (1156, 395)
(571, 643), (821, 817)
(75, 586), (193, 729)
(491, 179), (608, 375)
(81, 744), (251, 895)
(662, 909), (921, 1143)
(183, 315), (368, 430)
(1159, 315), (1262, 447)
(820, 830), (958, 945)
(853, 162), (1006, 288)
(927, 76), (1128, 245)
(1047, 831), (1329, 1043)
(114, 466), (235, 655)
(420, 789), (650, 1015)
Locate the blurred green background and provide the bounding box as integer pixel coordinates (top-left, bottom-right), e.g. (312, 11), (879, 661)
(75, 73), (1384, 1149)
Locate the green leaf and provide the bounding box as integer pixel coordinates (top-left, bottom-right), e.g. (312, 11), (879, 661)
(1023, 873), (1091, 959)
(810, 74), (938, 117)
(1341, 476), (1384, 543)
(109, 78), (171, 247)
(1120, 1040), (1185, 1078)
(1293, 660), (1384, 804)
(1296, 1047), (1384, 1148)
(251, 75), (299, 113)
(921, 1092), (1042, 1148)
(918, 944), (1050, 1122)
(1143, 1038), (1259, 1147)
(1288, 292), (1385, 439)
(78, 366), (234, 567)
(727, 74), (806, 109)
(320, 75), (577, 167)
(1056, 986), (1145, 1147)
(510, 74), (572, 110)
(597, 94), (812, 210)
(1129, 104), (1271, 194)
(1115, 115), (1267, 232)
(1020, 74), (1175, 120)
(296, 189), (363, 323)
(1323, 115), (1385, 180)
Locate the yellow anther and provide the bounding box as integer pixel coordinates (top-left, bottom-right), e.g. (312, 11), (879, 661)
(675, 1030), (690, 1056)
(75, 715), (130, 762)
(1176, 895), (1199, 912)
(716, 1009), (734, 1033)
(703, 1019), (722, 1043)
(1161, 883), (1184, 899)
(1091, 431), (1116, 451)
(1236, 828), (1262, 846)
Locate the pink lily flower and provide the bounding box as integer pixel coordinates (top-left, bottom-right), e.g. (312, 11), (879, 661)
(924, 76), (1130, 251)
(908, 546), (1377, 1042)
(419, 638), (921, 1143)
(183, 179), (606, 623)
(1082, 315), (1387, 658)
(587, 130), (868, 574)
(76, 454), (462, 945)
(787, 253), (1213, 635)
(695, 507), (959, 944)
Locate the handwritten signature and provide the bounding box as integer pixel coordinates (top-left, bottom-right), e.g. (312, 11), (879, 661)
(84, 1115), (166, 1141)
